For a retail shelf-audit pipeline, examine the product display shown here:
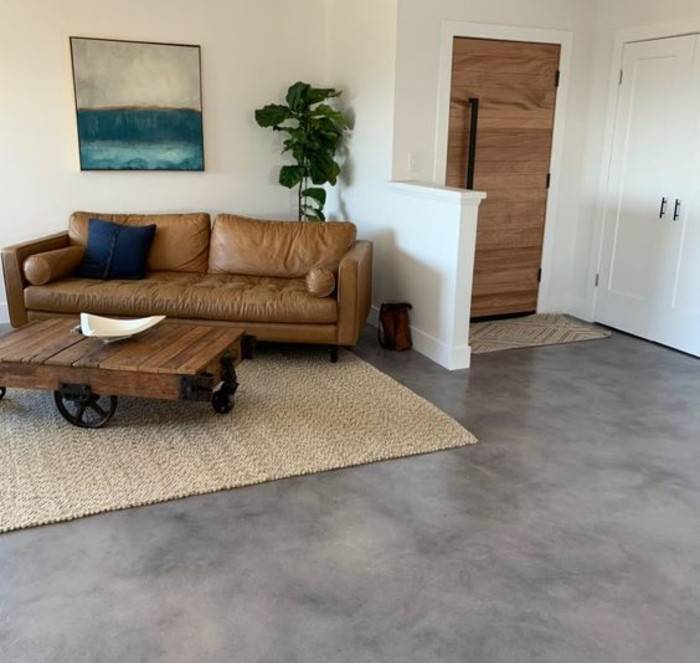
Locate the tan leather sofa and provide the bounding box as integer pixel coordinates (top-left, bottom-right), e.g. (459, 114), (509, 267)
(2, 212), (373, 356)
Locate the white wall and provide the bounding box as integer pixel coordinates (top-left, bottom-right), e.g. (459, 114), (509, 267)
(0, 0), (326, 320)
(570, 0), (700, 320)
(323, 0), (398, 219)
(323, 0), (398, 313)
(379, 183), (484, 369)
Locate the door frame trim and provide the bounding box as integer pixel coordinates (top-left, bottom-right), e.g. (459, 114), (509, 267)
(590, 18), (700, 323)
(433, 20), (573, 313)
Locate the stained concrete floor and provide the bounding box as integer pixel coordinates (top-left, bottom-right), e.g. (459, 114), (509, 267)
(1, 324), (699, 662)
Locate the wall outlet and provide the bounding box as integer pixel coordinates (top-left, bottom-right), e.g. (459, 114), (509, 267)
(407, 152), (419, 175)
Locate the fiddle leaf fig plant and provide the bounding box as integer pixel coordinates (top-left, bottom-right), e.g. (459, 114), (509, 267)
(255, 81), (348, 221)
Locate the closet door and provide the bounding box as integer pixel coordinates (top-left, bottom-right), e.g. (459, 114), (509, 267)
(652, 36), (700, 356)
(595, 36), (696, 341)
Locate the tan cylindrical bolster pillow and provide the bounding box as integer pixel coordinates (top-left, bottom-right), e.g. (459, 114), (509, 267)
(306, 267), (336, 298)
(23, 246), (84, 286)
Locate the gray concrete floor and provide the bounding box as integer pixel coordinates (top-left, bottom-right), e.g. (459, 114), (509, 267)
(1, 324), (699, 662)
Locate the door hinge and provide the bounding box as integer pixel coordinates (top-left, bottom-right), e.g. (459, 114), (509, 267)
(537, 267), (542, 283)
(618, 69), (623, 85)
(555, 70), (560, 88)
(595, 273), (600, 287)
(546, 172), (551, 189)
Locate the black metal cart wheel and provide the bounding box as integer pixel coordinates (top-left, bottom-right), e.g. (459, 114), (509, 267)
(211, 353), (239, 415)
(0, 386), (6, 401)
(211, 385), (235, 414)
(53, 390), (118, 428)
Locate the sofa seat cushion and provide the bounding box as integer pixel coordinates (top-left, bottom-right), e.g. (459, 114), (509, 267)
(24, 272), (337, 324)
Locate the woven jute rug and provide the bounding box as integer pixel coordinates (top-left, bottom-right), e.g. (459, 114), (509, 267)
(471, 313), (611, 354)
(0, 351), (476, 533)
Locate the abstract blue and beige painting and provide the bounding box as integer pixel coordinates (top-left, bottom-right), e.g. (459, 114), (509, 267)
(70, 38), (204, 171)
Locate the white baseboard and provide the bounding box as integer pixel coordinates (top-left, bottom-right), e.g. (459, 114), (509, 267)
(539, 294), (595, 322)
(537, 294), (571, 315)
(0, 302), (8, 325)
(368, 305), (379, 328)
(369, 305), (470, 370)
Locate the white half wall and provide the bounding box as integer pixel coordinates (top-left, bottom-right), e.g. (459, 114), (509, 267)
(380, 183), (485, 369)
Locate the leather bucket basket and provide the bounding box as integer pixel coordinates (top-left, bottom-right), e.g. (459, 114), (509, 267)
(377, 302), (412, 351)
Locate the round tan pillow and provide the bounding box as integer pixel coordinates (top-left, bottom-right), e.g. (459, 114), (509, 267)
(23, 246), (84, 286)
(306, 267), (335, 298)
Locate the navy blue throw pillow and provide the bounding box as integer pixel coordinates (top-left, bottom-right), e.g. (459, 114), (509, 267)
(77, 219), (156, 280)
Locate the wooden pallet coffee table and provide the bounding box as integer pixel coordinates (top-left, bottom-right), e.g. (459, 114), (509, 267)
(0, 319), (253, 428)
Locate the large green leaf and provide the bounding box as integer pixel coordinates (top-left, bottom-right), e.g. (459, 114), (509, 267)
(279, 165), (304, 188)
(310, 104), (348, 130)
(255, 104), (292, 127)
(313, 116), (344, 135)
(286, 81), (311, 113)
(312, 130), (341, 152)
(303, 207), (326, 222)
(327, 161), (341, 186)
(302, 187), (327, 206)
(309, 151), (341, 185)
(307, 87), (342, 105)
(310, 119), (341, 135)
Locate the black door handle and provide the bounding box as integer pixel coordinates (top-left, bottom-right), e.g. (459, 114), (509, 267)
(673, 199), (681, 220)
(659, 197), (668, 218)
(464, 97), (479, 190)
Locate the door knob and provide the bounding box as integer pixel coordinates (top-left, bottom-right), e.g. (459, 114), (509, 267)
(673, 199), (682, 221)
(659, 197), (668, 218)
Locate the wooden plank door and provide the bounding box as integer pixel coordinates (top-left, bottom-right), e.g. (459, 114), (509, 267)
(446, 37), (560, 319)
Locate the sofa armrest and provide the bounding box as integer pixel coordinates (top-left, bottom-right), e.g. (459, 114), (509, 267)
(336, 240), (373, 345)
(1, 232), (70, 327)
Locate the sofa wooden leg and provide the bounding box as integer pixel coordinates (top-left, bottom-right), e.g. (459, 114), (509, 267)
(329, 346), (339, 363)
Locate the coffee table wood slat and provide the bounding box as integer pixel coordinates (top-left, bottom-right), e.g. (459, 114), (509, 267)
(161, 328), (239, 375)
(94, 324), (192, 372)
(137, 326), (214, 372)
(30, 329), (87, 364)
(9, 325), (80, 364)
(0, 319), (71, 359)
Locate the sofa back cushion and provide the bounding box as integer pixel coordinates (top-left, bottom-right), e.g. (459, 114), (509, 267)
(68, 212), (210, 273)
(209, 214), (356, 278)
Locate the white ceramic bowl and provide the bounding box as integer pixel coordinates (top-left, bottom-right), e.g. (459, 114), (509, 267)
(79, 313), (166, 342)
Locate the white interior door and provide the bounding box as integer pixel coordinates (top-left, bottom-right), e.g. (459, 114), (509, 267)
(595, 35), (697, 343)
(651, 39), (700, 356)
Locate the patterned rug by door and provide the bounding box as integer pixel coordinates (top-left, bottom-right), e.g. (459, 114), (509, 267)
(470, 314), (611, 354)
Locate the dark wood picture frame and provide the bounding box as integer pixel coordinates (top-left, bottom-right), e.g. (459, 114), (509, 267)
(69, 36), (205, 172)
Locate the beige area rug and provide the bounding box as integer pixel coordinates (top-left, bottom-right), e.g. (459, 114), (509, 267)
(470, 313), (611, 354)
(0, 351), (476, 533)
